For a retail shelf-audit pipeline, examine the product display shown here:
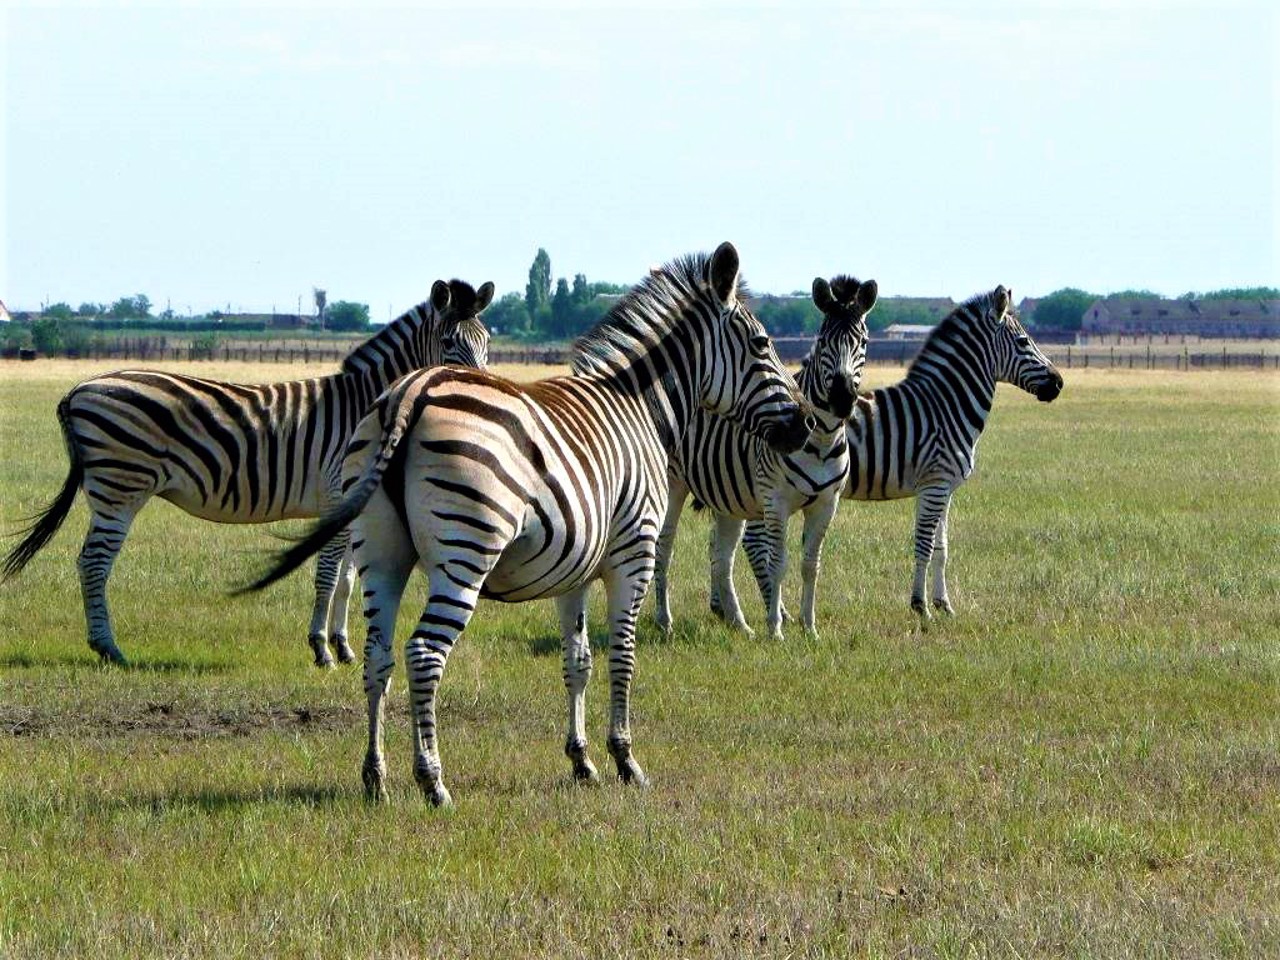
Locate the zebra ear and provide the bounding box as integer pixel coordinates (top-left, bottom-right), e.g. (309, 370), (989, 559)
(994, 285), (1011, 318)
(475, 281), (495, 313)
(430, 280), (452, 313)
(812, 278), (835, 313)
(708, 242), (741, 306)
(856, 279), (879, 313)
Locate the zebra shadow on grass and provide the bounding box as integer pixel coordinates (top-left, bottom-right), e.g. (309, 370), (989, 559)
(0, 650), (235, 674)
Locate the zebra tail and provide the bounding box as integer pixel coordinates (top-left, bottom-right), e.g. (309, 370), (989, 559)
(2, 396), (83, 583)
(235, 390), (418, 595)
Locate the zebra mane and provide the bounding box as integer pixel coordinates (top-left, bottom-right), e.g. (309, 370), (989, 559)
(828, 275), (862, 306)
(570, 252), (750, 377)
(444, 279), (482, 318)
(908, 287), (1008, 372)
(341, 301), (435, 375)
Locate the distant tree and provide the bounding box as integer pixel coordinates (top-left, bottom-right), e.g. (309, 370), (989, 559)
(525, 249), (552, 319)
(326, 300), (369, 332)
(754, 296), (821, 336)
(1200, 286), (1280, 300)
(1107, 289), (1162, 300)
(571, 273), (590, 305)
(108, 294), (152, 320)
(313, 287), (327, 328)
(43, 302), (74, 322)
(31, 318), (63, 354)
(485, 292), (532, 334)
(77, 302), (105, 317)
(550, 278), (574, 337)
(1032, 288), (1097, 332)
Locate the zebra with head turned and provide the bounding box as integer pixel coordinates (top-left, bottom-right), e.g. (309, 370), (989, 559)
(2, 279), (494, 667)
(729, 284), (1064, 623)
(242, 242), (814, 805)
(652, 274), (876, 641)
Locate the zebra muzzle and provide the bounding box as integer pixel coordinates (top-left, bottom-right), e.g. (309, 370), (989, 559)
(765, 408), (816, 454)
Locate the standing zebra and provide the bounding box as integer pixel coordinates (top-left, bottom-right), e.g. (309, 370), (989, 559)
(730, 285), (1063, 623)
(652, 275), (876, 640)
(243, 243), (814, 805)
(2, 279), (494, 667)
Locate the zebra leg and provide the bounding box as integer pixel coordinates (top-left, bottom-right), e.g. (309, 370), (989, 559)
(557, 587), (599, 783)
(758, 505), (790, 641)
(911, 487), (949, 622)
(405, 562), (488, 808)
(742, 521), (793, 624)
(603, 571), (651, 787)
(307, 532), (348, 668)
(930, 497), (956, 616)
(78, 507), (140, 665)
(710, 515), (753, 636)
(328, 543), (359, 664)
(359, 552), (416, 804)
(798, 496), (840, 640)
(652, 479), (688, 636)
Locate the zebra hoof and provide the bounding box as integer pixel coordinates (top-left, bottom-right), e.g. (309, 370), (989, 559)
(425, 783), (453, 808)
(572, 761), (601, 785)
(332, 637), (358, 665)
(617, 758), (649, 788)
(92, 643), (128, 667)
(361, 762), (388, 803)
(309, 635), (336, 669)
(932, 598), (955, 616)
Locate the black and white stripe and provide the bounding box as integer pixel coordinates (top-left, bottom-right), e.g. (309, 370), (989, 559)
(2, 279), (493, 666)
(737, 285), (1063, 621)
(652, 275), (875, 639)
(242, 243), (813, 804)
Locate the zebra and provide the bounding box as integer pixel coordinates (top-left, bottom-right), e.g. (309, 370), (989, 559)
(2, 279), (494, 667)
(652, 274), (877, 641)
(241, 242), (815, 805)
(729, 284), (1064, 623)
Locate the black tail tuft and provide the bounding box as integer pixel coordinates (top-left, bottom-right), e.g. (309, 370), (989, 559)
(690, 497), (708, 513)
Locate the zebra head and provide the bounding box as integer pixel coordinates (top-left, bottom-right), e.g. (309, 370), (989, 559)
(987, 286), (1063, 402)
(805, 275), (877, 420)
(699, 242), (815, 454)
(436, 279), (494, 369)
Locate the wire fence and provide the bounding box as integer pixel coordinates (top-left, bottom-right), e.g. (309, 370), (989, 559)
(7, 340), (1279, 371)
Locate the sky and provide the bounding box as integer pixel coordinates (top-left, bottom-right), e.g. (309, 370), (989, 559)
(3, 0), (1277, 318)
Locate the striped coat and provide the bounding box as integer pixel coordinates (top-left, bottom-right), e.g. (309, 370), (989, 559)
(3, 279), (493, 666)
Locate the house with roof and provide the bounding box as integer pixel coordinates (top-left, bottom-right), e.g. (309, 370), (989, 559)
(1082, 297), (1280, 337)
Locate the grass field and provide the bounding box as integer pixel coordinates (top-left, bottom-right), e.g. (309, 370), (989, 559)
(1, 359), (1277, 958)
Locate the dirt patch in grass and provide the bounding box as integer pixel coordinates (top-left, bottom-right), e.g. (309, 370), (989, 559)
(0, 700), (362, 740)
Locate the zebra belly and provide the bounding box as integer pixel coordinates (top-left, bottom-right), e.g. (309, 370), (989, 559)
(158, 482), (327, 523)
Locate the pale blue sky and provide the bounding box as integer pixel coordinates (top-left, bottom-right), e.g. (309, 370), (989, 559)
(4, 1), (1276, 318)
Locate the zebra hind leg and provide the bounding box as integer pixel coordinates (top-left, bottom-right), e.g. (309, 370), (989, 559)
(558, 587), (599, 784)
(307, 532), (350, 668)
(78, 508), (140, 665)
(603, 572), (651, 788)
(329, 546), (358, 664)
(359, 554), (415, 804)
(930, 501), (955, 616)
(742, 521), (792, 625)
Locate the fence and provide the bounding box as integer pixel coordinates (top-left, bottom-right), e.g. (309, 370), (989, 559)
(7, 340), (1279, 371)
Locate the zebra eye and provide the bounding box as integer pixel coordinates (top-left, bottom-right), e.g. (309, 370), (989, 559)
(750, 334), (771, 352)
(1015, 335), (1030, 346)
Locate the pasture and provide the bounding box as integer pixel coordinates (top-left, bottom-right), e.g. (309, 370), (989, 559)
(1, 359), (1277, 958)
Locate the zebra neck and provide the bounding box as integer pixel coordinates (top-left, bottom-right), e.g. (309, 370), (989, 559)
(901, 359), (996, 437)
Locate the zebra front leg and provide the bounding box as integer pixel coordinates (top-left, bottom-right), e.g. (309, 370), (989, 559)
(307, 531), (350, 668)
(405, 561), (487, 808)
(710, 516), (753, 636)
(78, 509), (139, 665)
(328, 545), (358, 664)
(652, 478), (688, 636)
(742, 520), (793, 625)
(930, 497), (956, 616)
(558, 587), (599, 783)
(910, 487), (949, 623)
(798, 495), (840, 640)
(603, 570), (651, 787)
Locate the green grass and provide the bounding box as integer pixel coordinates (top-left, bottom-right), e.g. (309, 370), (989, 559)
(1, 361), (1278, 958)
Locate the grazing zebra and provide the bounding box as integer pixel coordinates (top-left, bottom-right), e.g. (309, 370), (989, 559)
(652, 275), (876, 640)
(730, 285), (1064, 623)
(2, 279), (494, 667)
(242, 243), (814, 805)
